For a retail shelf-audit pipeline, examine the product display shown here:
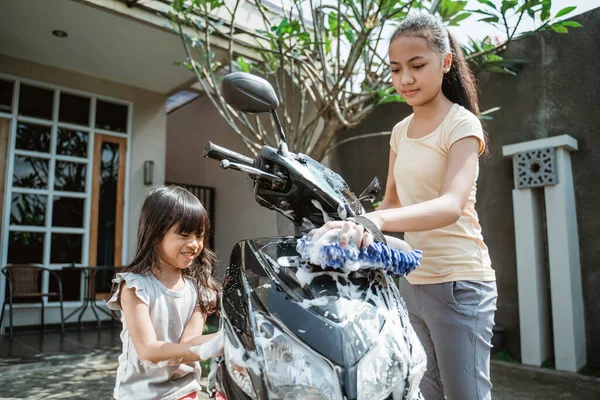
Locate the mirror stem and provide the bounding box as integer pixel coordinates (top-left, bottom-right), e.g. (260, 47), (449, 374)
(271, 111), (288, 153)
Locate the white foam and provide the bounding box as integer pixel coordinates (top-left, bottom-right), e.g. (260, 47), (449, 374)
(302, 217), (317, 231)
(299, 296), (330, 309)
(311, 199), (330, 222)
(337, 203), (348, 220)
(295, 268), (327, 287)
(189, 330), (224, 360)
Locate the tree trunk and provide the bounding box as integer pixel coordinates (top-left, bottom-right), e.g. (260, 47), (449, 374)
(309, 120), (342, 161)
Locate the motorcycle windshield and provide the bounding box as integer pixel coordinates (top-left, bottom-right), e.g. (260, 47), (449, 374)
(255, 147), (364, 227)
(298, 154), (362, 217)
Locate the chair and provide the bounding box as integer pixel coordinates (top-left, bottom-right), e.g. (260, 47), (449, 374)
(0, 265), (65, 340)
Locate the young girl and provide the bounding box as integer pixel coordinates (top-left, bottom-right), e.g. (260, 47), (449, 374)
(107, 185), (223, 400)
(311, 14), (497, 400)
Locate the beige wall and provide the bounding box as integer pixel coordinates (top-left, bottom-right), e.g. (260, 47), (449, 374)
(0, 54), (167, 264)
(166, 96), (278, 274)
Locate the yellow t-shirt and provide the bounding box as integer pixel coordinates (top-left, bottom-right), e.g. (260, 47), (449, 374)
(389, 103), (495, 284)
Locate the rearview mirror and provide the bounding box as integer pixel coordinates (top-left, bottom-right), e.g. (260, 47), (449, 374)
(221, 72), (279, 114)
(358, 177), (381, 203)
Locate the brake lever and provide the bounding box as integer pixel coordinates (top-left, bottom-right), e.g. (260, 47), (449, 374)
(220, 159), (286, 185)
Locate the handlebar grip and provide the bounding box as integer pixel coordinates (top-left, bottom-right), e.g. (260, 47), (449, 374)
(204, 141), (255, 166)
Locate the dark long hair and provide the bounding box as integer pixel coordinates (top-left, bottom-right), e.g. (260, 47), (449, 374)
(390, 13), (480, 114)
(110, 185), (221, 316)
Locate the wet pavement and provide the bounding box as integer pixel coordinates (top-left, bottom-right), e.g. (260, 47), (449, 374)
(1, 326), (599, 399)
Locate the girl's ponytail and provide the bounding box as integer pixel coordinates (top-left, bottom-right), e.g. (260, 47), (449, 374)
(443, 32), (479, 115)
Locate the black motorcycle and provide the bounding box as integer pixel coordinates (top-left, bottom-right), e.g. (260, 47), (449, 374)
(204, 72), (425, 400)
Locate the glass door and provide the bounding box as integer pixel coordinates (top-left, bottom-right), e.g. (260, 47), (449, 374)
(0, 76), (131, 316)
(90, 134), (126, 300)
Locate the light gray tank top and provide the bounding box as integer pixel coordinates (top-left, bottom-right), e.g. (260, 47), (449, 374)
(106, 272), (201, 400)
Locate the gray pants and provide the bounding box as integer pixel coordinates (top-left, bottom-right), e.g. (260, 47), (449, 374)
(399, 278), (498, 400)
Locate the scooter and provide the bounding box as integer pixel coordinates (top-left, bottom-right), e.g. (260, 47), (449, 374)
(204, 72), (426, 400)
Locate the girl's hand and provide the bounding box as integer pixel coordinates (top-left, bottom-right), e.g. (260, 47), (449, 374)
(190, 330), (224, 360)
(308, 219), (377, 249)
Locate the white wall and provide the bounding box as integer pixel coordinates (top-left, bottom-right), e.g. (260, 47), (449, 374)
(166, 96), (278, 276)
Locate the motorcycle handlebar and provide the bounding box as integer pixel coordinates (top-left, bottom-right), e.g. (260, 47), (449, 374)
(204, 141), (255, 166)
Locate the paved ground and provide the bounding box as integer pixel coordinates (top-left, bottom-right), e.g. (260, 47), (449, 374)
(0, 349), (209, 400)
(491, 361), (600, 400)
(1, 350), (600, 399)
(1, 327), (599, 399)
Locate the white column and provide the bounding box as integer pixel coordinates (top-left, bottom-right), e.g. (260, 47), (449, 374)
(543, 147), (586, 372)
(511, 187), (552, 366)
(503, 135), (585, 373)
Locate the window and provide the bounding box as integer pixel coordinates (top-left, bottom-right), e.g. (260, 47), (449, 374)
(1, 76), (130, 305)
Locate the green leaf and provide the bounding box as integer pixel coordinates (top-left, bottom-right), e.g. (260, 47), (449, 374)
(477, 0), (496, 9)
(342, 21), (355, 43)
(438, 0), (468, 21)
(298, 32), (311, 42)
(501, 0), (518, 13)
(551, 24), (569, 33)
(235, 56), (250, 72)
(449, 12), (472, 26)
(328, 12), (339, 33)
(172, 0), (185, 12)
(478, 16), (500, 23)
(541, 8), (551, 21)
(561, 21), (582, 28)
(555, 6), (577, 19)
(541, 1), (552, 21)
(469, 9), (496, 17)
(486, 65), (517, 76)
(378, 94), (405, 104)
(361, 82), (375, 96)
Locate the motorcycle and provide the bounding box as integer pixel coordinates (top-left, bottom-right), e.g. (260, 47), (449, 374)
(204, 72), (426, 400)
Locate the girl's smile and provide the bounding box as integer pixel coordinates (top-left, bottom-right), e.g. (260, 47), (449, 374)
(181, 251), (197, 261)
(158, 224), (204, 270)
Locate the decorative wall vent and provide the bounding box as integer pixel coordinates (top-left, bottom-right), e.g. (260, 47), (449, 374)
(503, 135), (584, 373)
(514, 147), (557, 189)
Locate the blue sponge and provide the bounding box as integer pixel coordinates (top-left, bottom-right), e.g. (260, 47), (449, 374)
(296, 236), (422, 277)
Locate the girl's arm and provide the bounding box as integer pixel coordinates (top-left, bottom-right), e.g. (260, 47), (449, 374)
(121, 285), (216, 364)
(367, 136), (480, 232)
(376, 150), (402, 211)
(180, 306), (220, 346)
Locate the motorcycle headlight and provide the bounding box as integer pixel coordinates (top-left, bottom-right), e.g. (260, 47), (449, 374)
(224, 333), (259, 400)
(254, 313), (343, 400)
(357, 312), (425, 400)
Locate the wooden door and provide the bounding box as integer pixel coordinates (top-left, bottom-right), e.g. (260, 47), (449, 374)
(0, 118), (9, 225)
(89, 134), (126, 299)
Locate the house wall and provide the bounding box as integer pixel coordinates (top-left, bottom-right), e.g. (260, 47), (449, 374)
(166, 96), (278, 278)
(329, 9), (600, 368)
(0, 54), (167, 326)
